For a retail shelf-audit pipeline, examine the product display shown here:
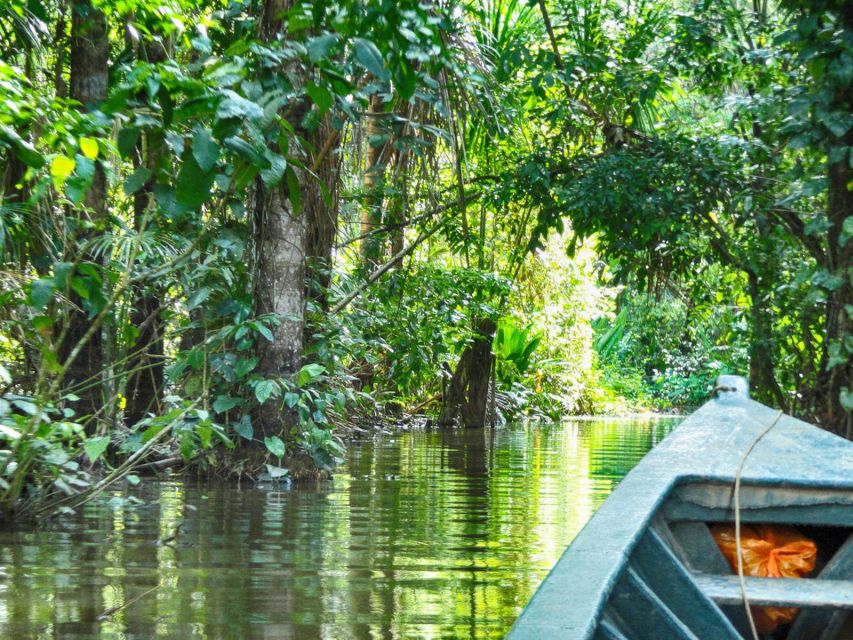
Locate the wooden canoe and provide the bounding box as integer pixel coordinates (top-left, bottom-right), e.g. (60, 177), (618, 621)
(506, 375), (853, 640)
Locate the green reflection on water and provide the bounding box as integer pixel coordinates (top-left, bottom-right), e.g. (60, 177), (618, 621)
(0, 417), (678, 639)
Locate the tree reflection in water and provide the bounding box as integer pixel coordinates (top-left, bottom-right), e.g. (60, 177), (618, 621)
(0, 417), (678, 639)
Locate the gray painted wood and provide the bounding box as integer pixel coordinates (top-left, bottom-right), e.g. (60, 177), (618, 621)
(665, 521), (731, 574)
(693, 574), (853, 608)
(662, 500), (853, 526)
(630, 530), (741, 639)
(506, 376), (853, 640)
(609, 568), (700, 640)
(594, 619), (630, 640)
(788, 532), (853, 640)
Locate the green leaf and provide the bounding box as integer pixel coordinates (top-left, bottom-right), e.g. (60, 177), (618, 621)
(284, 392), (299, 408)
(353, 38), (388, 80)
(185, 287), (210, 310)
(254, 379), (279, 404)
(255, 323), (274, 342)
(126, 474), (141, 486)
(176, 152), (216, 210)
(260, 149), (287, 186)
(296, 363), (326, 387)
(234, 356), (259, 378)
(0, 124), (45, 168)
(192, 126), (220, 172)
(117, 127), (139, 159)
(84, 436), (110, 463)
(180, 431), (195, 460)
(841, 387), (853, 413)
(223, 136), (267, 168)
(32, 315), (52, 335)
(841, 216), (853, 248)
(308, 33), (338, 63)
(216, 92), (264, 121)
(286, 166), (301, 215)
(213, 395), (240, 414)
(28, 278), (54, 310)
(197, 421), (212, 448)
(306, 83), (333, 115)
(264, 435), (285, 458)
(822, 112), (853, 139)
(265, 464), (288, 479)
(124, 167), (152, 195)
(233, 415), (253, 440)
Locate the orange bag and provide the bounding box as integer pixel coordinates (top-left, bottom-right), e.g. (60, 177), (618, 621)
(711, 524), (817, 633)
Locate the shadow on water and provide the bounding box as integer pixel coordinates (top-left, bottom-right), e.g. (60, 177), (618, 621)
(0, 417), (679, 639)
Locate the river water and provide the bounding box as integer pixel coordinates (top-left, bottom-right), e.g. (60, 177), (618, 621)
(0, 417), (678, 639)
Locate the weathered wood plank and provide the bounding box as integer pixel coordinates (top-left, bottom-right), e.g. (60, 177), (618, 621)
(594, 619), (630, 640)
(788, 532), (853, 640)
(651, 518), (753, 635)
(662, 500), (853, 527)
(608, 568), (700, 640)
(630, 529), (741, 639)
(694, 574), (853, 609)
(631, 530), (738, 640)
(664, 521), (731, 574)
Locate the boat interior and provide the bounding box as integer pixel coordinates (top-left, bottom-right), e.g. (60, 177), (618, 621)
(595, 480), (853, 640)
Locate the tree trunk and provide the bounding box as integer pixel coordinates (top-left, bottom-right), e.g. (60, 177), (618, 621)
(388, 147), (410, 262)
(821, 147), (853, 435)
(125, 38), (167, 427)
(438, 318), (497, 428)
(253, 0), (311, 437)
(305, 116), (341, 310)
(747, 271), (787, 410)
(359, 93), (390, 271)
(60, 0), (108, 426)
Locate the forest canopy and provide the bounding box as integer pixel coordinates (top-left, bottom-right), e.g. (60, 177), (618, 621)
(0, 0), (850, 517)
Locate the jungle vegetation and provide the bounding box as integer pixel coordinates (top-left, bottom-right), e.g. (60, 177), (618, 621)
(0, 0), (850, 518)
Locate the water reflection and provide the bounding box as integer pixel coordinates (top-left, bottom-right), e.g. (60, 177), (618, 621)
(0, 417), (678, 639)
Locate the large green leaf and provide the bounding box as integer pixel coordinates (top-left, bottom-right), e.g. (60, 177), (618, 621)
(297, 363), (326, 387)
(192, 126), (220, 172)
(28, 278), (54, 310)
(353, 38), (389, 80)
(233, 415), (253, 441)
(84, 436), (110, 464)
(254, 379), (279, 404)
(306, 83), (333, 115)
(176, 152), (216, 210)
(308, 33), (338, 63)
(264, 435), (285, 458)
(124, 167), (152, 195)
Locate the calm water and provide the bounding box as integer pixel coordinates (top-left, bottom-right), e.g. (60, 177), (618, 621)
(0, 418), (678, 639)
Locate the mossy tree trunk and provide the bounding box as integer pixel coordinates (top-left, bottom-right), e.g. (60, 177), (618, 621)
(439, 318), (497, 428)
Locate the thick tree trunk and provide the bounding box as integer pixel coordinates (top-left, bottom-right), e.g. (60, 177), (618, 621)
(438, 318), (497, 428)
(125, 39), (167, 427)
(254, 183), (306, 384)
(60, 0), (108, 425)
(253, 0), (311, 437)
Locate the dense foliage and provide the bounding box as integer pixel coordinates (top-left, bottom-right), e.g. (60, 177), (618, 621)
(0, 0), (849, 517)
